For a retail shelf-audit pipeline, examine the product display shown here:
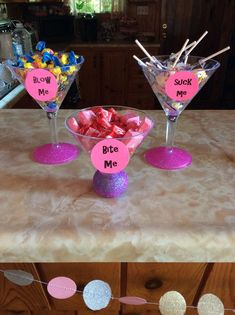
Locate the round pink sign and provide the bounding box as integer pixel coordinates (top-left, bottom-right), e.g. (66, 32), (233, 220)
(165, 71), (199, 101)
(47, 277), (77, 299)
(25, 69), (58, 101)
(91, 139), (130, 174)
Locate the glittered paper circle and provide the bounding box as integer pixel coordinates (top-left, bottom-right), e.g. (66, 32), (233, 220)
(4, 270), (34, 286)
(47, 277), (77, 299)
(83, 280), (112, 311)
(197, 294), (224, 315)
(159, 291), (187, 315)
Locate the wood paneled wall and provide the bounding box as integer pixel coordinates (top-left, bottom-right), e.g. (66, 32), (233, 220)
(0, 263), (235, 315)
(126, 0), (162, 41)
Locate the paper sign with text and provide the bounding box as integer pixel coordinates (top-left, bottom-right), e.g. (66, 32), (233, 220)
(91, 139), (130, 174)
(25, 69), (58, 101)
(165, 71), (199, 101)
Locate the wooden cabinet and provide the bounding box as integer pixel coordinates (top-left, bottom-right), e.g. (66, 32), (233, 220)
(0, 263), (235, 315)
(160, 0), (235, 109)
(126, 48), (160, 110)
(77, 50), (101, 106)
(72, 45), (160, 110)
(101, 51), (127, 105)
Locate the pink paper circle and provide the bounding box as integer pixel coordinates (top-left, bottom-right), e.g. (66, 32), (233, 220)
(119, 296), (147, 305)
(25, 69), (58, 101)
(91, 139), (130, 174)
(47, 277), (77, 299)
(165, 71), (199, 101)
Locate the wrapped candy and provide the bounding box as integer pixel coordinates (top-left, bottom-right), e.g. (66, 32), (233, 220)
(10, 41), (84, 112)
(67, 107), (153, 155)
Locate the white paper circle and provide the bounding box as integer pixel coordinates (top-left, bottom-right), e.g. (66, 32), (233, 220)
(4, 270), (34, 286)
(159, 291), (187, 315)
(83, 280), (112, 311)
(198, 294), (224, 315)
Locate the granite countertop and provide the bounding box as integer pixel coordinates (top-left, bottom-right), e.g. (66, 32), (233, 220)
(0, 109), (234, 262)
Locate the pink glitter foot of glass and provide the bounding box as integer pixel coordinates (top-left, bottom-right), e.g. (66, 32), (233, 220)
(145, 146), (192, 170)
(32, 143), (80, 165)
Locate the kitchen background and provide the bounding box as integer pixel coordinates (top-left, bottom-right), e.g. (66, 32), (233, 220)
(0, 0), (234, 110)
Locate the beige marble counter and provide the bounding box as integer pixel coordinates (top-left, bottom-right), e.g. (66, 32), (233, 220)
(0, 109), (234, 262)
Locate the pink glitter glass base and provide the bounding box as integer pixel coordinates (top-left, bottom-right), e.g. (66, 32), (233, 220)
(145, 146), (192, 170)
(32, 143), (80, 165)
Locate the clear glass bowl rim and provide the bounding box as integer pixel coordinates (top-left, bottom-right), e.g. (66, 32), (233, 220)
(141, 55), (220, 72)
(65, 105), (155, 141)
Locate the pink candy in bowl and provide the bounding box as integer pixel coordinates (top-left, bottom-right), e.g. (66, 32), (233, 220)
(65, 105), (154, 198)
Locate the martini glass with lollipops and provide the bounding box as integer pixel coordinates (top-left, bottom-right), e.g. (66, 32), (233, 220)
(133, 35), (229, 170)
(7, 43), (84, 165)
(65, 105), (154, 198)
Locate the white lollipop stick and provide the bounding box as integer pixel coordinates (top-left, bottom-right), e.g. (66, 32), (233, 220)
(135, 39), (164, 68)
(146, 61), (164, 70)
(171, 41), (196, 59)
(200, 46), (230, 64)
(185, 31), (208, 58)
(135, 39), (155, 63)
(133, 55), (147, 67)
(172, 39), (189, 68)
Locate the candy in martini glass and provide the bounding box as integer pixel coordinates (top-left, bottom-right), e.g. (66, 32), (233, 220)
(7, 41), (84, 165)
(134, 37), (229, 170)
(141, 55), (220, 169)
(65, 105), (153, 198)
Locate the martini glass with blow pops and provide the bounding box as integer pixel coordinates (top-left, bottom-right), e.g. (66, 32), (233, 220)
(140, 55), (219, 170)
(134, 38), (229, 170)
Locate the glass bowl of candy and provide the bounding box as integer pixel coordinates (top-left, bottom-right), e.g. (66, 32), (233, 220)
(65, 105), (154, 198)
(6, 41), (84, 165)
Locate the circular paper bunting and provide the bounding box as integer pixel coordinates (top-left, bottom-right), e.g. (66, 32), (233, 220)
(119, 296), (147, 305)
(198, 294), (224, 315)
(4, 270), (34, 286)
(47, 276), (77, 299)
(83, 280), (112, 311)
(159, 291), (187, 315)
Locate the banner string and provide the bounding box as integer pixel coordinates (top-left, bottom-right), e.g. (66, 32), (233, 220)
(0, 269), (234, 312)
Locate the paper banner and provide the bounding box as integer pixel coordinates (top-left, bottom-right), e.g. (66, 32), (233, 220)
(83, 280), (112, 311)
(159, 291), (187, 315)
(4, 270), (34, 286)
(197, 294), (224, 315)
(47, 276), (77, 299)
(0, 269), (233, 314)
